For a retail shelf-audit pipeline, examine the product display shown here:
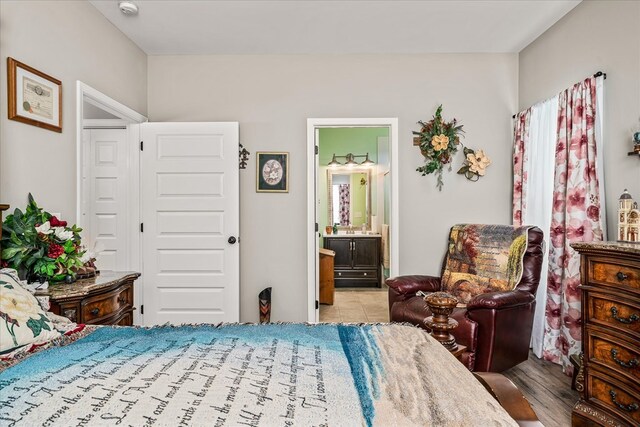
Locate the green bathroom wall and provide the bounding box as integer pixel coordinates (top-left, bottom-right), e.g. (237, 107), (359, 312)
(318, 127), (389, 246)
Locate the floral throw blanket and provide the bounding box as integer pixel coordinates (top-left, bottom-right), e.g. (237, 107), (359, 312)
(0, 323), (517, 427)
(442, 224), (533, 304)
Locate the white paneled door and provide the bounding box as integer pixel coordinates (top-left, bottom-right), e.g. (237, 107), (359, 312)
(83, 128), (129, 271)
(141, 122), (239, 325)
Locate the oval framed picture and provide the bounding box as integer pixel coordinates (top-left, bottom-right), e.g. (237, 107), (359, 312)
(256, 152), (289, 193)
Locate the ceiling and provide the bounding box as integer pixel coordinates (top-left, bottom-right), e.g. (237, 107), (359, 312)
(89, 0), (581, 55)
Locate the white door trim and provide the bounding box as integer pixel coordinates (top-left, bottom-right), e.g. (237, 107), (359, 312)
(306, 118), (399, 322)
(76, 81), (148, 224)
(75, 81), (147, 324)
(82, 119), (128, 129)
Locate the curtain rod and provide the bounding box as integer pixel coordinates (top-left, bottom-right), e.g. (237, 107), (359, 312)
(512, 71), (606, 118)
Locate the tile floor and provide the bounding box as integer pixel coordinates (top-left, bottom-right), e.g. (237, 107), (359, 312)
(319, 288), (389, 323)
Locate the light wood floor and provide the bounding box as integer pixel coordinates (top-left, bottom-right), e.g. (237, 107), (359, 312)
(504, 351), (578, 427)
(320, 289), (578, 426)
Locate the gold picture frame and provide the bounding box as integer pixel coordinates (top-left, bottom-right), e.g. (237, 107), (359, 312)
(256, 152), (289, 193)
(7, 57), (62, 133)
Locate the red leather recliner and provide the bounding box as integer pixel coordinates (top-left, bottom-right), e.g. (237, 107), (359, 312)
(387, 226), (544, 372)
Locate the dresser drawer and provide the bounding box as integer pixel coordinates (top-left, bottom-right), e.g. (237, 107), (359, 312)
(111, 310), (134, 326)
(81, 284), (133, 323)
(587, 371), (640, 426)
(587, 330), (640, 383)
(335, 270), (377, 279)
(590, 258), (640, 293)
(586, 292), (640, 339)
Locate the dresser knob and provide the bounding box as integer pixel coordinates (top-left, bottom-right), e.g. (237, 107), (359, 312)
(616, 271), (628, 281)
(90, 308), (100, 316)
(609, 389), (639, 413)
(610, 306), (640, 324)
(363, 273), (367, 276)
(610, 348), (639, 369)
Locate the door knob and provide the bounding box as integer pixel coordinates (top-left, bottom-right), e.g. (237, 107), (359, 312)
(228, 236), (237, 244)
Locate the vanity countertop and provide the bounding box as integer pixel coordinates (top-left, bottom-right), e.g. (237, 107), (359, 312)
(324, 232), (381, 238)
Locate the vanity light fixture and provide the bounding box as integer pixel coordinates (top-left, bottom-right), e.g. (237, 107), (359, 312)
(345, 153), (359, 167)
(328, 154), (341, 167)
(327, 153), (375, 167)
(360, 153), (375, 166)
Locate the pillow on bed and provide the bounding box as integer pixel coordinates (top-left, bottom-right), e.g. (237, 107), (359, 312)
(0, 269), (60, 354)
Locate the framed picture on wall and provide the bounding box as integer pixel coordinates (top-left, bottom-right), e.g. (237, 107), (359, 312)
(256, 152), (289, 193)
(7, 57), (62, 133)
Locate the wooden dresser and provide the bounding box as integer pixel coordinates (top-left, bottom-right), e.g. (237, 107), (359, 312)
(324, 235), (381, 288)
(572, 242), (640, 427)
(37, 271), (140, 326)
(319, 248), (335, 305)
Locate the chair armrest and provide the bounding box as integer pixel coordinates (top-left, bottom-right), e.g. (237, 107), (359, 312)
(467, 290), (535, 310)
(386, 275), (441, 296)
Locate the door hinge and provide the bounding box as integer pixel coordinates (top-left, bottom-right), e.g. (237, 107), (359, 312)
(315, 300), (319, 309)
(140, 223), (144, 232)
(315, 222), (318, 232)
(315, 145), (319, 155)
(140, 140), (144, 151)
(140, 305), (144, 315)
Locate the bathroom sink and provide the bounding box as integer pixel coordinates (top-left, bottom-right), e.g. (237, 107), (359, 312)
(324, 231), (380, 237)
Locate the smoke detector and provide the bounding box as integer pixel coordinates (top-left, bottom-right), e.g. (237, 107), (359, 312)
(118, 1), (139, 16)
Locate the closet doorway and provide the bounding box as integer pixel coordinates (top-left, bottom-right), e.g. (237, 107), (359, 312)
(76, 82), (147, 324)
(306, 118), (399, 323)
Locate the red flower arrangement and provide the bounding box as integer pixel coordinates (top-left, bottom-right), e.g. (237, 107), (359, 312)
(1, 194), (92, 283)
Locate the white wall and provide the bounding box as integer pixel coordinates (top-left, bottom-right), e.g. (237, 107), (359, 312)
(519, 0), (640, 237)
(148, 54), (518, 322)
(0, 1), (147, 220)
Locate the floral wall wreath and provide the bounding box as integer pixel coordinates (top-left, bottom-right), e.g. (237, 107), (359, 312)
(413, 105), (490, 190)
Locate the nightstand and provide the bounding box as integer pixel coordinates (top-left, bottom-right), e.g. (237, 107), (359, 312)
(37, 271), (140, 325)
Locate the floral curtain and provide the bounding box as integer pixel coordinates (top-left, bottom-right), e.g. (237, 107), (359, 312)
(339, 184), (350, 226)
(513, 99), (558, 358)
(513, 109), (532, 226)
(543, 77), (604, 374)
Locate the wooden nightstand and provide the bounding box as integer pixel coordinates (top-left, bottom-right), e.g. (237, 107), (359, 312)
(37, 271), (140, 326)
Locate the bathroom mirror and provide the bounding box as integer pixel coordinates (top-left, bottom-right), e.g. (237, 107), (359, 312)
(327, 168), (372, 230)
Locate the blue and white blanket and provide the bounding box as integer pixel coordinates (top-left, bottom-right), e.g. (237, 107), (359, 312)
(0, 323), (516, 426)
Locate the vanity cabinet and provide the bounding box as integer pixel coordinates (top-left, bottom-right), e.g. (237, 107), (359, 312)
(324, 236), (381, 288)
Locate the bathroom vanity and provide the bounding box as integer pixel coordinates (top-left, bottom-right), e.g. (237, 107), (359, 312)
(324, 234), (381, 288)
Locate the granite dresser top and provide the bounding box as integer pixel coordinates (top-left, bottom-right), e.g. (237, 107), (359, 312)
(571, 241), (640, 256)
(35, 271), (140, 299)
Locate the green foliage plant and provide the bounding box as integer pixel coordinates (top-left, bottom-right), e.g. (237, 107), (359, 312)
(1, 194), (85, 283)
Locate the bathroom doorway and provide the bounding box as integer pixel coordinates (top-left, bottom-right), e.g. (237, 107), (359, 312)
(306, 118), (399, 323)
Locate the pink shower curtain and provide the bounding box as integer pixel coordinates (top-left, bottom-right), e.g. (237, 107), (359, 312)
(339, 184), (350, 226)
(513, 109), (532, 226)
(543, 77), (603, 373)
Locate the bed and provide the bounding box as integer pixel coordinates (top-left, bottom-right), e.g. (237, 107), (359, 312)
(0, 266), (540, 427)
